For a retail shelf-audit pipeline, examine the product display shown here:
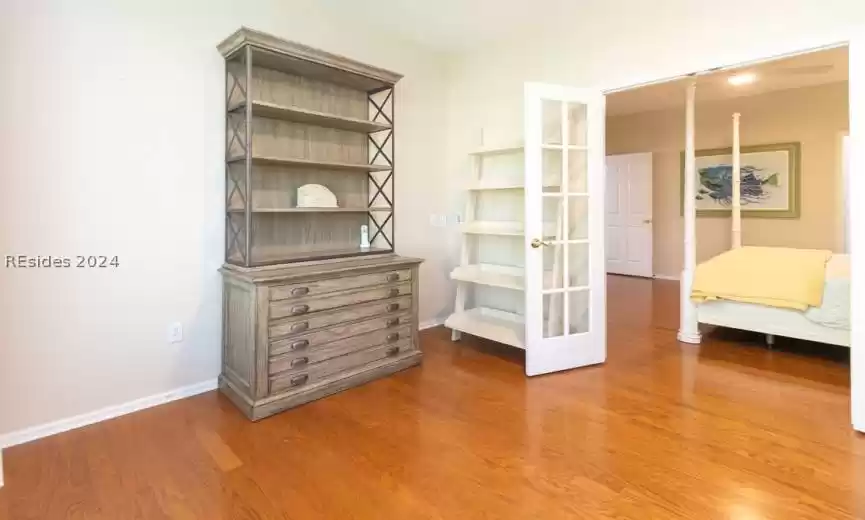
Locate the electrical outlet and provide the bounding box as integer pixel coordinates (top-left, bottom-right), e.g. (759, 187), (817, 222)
(168, 322), (183, 344)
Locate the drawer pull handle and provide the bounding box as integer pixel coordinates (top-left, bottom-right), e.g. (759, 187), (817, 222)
(387, 332), (400, 342)
(386, 303), (400, 312)
(291, 357), (309, 369)
(290, 339), (309, 351)
(386, 317), (400, 327)
(386, 273), (400, 282)
(386, 346), (400, 357)
(290, 374), (309, 387)
(290, 287), (309, 297)
(290, 304), (309, 316)
(388, 288), (399, 297)
(290, 322), (309, 333)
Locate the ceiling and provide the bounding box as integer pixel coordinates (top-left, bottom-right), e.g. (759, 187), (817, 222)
(606, 46), (849, 116)
(319, 0), (576, 52)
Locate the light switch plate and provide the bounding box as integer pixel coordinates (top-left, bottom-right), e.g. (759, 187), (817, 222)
(168, 322), (183, 344)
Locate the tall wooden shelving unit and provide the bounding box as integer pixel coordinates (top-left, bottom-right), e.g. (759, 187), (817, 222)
(217, 28), (422, 421)
(221, 28), (401, 265)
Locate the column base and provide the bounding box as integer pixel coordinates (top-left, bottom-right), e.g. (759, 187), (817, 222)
(677, 330), (702, 344)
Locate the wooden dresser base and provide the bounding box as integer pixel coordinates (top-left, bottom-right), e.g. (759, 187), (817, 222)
(220, 351), (421, 421)
(219, 254), (423, 421)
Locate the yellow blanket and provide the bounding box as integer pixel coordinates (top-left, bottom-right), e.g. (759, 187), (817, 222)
(691, 247), (832, 311)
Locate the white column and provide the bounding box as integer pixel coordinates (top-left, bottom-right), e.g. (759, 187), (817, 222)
(732, 113), (742, 249)
(678, 82), (701, 344)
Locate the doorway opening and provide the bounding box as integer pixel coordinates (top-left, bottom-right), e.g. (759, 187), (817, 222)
(602, 44), (854, 412)
(604, 45), (849, 281)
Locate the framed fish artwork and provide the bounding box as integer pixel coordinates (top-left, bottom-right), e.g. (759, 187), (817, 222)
(680, 142), (801, 218)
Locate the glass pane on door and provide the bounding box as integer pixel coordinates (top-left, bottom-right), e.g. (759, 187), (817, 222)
(567, 102), (588, 147)
(542, 99), (562, 145)
(536, 98), (592, 338)
(543, 293), (564, 338)
(568, 290), (590, 334)
(568, 149), (588, 193)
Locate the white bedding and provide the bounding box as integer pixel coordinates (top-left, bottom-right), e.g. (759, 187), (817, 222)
(695, 254), (850, 347)
(803, 254), (850, 330)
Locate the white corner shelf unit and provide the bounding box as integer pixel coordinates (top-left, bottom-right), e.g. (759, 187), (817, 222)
(445, 143), (541, 350)
(445, 125), (593, 351)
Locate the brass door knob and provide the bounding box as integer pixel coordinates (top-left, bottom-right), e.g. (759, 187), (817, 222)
(643, 219), (652, 224)
(530, 238), (550, 249)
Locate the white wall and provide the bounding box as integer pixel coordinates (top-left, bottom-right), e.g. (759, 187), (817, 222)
(442, 0), (865, 430)
(0, 0), (450, 438)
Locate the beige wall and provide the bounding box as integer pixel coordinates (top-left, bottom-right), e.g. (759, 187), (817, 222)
(0, 0), (449, 439)
(606, 82), (849, 278)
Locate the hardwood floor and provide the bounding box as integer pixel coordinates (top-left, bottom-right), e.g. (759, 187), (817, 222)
(1, 276), (863, 519)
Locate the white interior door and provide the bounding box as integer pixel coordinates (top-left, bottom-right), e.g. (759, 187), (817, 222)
(524, 82), (606, 376)
(605, 153), (653, 277)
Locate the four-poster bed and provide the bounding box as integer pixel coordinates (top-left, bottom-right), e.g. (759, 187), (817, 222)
(678, 87), (851, 348)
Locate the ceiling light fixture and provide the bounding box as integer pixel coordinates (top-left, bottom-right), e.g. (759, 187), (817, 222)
(728, 73), (757, 86)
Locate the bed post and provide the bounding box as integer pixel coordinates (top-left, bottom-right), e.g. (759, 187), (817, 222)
(678, 81), (701, 344)
(732, 113), (742, 249)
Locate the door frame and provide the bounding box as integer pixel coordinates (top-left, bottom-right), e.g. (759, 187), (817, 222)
(604, 152), (653, 278)
(599, 32), (864, 433)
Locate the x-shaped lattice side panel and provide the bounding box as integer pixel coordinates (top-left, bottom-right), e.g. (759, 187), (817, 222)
(226, 212), (247, 264)
(367, 87), (395, 251)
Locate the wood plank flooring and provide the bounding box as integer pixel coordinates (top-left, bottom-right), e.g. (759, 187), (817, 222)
(1, 275), (863, 519)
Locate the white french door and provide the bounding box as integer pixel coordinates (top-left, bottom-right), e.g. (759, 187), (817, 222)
(524, 82), (606, 376)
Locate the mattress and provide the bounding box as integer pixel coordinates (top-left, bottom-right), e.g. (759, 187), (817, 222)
(695, 254), (850, 346)
(804, 254), (850, 329)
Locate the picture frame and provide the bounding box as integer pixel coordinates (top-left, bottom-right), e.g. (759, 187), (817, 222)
(680, 142), (801, 218)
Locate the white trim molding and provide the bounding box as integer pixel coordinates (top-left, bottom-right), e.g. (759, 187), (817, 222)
(849, 35), (865, 434)
(0, 379), (218, 450)
(419, 317), (445, 330)
(0, 321), (446, 453)
(653, 274), (680, 281)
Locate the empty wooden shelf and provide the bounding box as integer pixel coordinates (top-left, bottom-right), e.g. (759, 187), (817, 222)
(227, 207), (393, 213)
(227, 155), (393, 172)
(230, 100), (392, 133)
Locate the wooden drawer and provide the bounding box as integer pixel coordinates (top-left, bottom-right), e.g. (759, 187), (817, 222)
(270, 269), (412, 301)
(269, 295), (411, 338)
(270, 311), (410, 356)
(269, 282), (411, 320)
(269, 340), (413, 394)
(269, 325), (411, 376)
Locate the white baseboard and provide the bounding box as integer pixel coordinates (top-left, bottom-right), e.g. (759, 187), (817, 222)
(0, 378), (218, 450)
(653, 274), (680, 281)
(0, 322), (445, 464)
(419, 318), (444, 330)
